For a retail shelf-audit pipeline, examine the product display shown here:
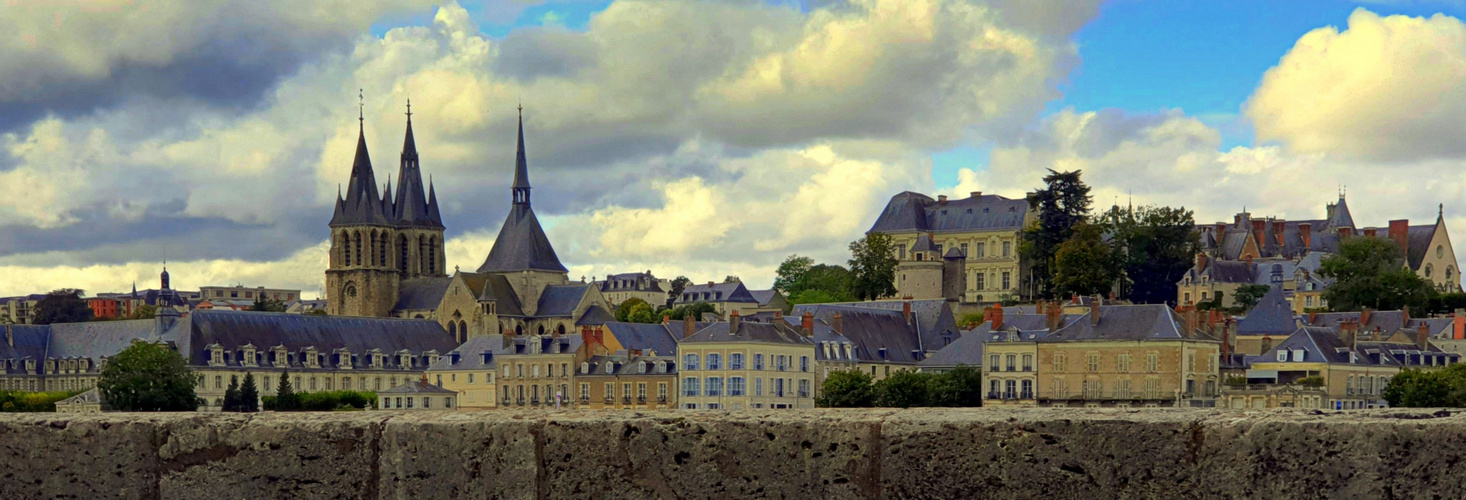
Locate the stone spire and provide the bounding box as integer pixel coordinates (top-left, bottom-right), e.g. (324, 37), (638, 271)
(329, 96), (391, 227)
(393, 99), (440, 228)
(512, 104), (531, 205)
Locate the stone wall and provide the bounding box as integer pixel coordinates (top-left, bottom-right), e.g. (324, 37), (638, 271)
(3, 408), (1465, 499)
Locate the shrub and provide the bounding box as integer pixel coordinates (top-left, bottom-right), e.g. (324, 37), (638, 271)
(874, 371), (935, 408)
(0, 390), (80, 412)
(282, 391), (379, 412)
(1296, 376), (1325, 388)
(816, 370), (875, 407)
(1225, 376), (1247, 387)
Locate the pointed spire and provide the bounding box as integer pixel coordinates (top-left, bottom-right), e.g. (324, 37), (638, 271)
(402, 99), (418, 161)
(512, 104), (531, 205)
(427, 177), (443, 226)
(331, 92), (390, 227)
(393, 100), (437, 228)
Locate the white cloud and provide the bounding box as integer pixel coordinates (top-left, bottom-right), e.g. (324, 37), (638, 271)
(1247, 8), (1466, 161)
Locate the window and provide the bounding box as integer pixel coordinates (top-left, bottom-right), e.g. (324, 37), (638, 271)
(658, 383), (669, 401)
(730, 353), (744, 370)
(989, 380), (999, 397)
(775, 378), (785, 397)
(1292, 349), (1305, 362)
(424, 396), (431, 409)
(755, 377), (763, 396)
(1087, 353), (1099, 373)
(580, 383), (590, 401)
(1002, 241), (1011, 257)
(1277, 350), (1287, 362)
(975, 273), (985, 290)
(638, 383), (647, 401)
(684, 354), (699, 371)
(1001, 272), (1011, 290)
(684, 378), (699, 396)
(800, 356), (809, 372)
(1146, 352), (1159, 373)
(561, 363), (568, 377)
(1022, 354), (1033, 371)
(975, 242), (985, 257)
(1004, 380), (1016, 399)
(532, 365), (540, 378)
(706, 377), (723, 396)
(215, 376), (222, 389)
(1184, 292), (1191, 304)
(468, 374), (475, 384)
(798, 379), (810, 398)
(989, 354), (1000, 370)
(707, 353), (721, 370)
(729, 377), (745, 396)
(961, 243), (968, 257)
(1054, 353), (1067, 372)
(1187, 353), (1196, 373)
(1005, 354), (1016, 372)
(604, 383), (615, 400)
(1117, 354), (1130, 373)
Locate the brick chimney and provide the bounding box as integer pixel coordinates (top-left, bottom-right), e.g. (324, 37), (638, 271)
(801, 311), (814, 336)
(1455, 310), (1466, 340)
(1089, 298), (1100, 326)
(1036, 300), (1046, 315)
(1402, 305), (1410, 327)
(970, 191), (982, 198)
(990, 303), (1004, 330)
(1389, 219), (1409, 252)
(1219, 318), (1233, 360)
(1272, 220), (1285, 246)
(1045, 303), (1063, 331)
(663, 314), (670, 325)
(729, 310), (741, 333)
(1339, 227), (1353, 239)
(1260, 335), (1273, 353)
(1360, 308), (1372, 328)
(1417, 322), (1431, 351)
(902, 299), (912, 325)
(1299, 222), (1312, 248)
(683, 314), (696, 339)
(1340, 320), (1358, 348)
(1234, 213), (1244, 226)
(1194, 252), (1209, 271)
(938, 195), (948, 205)
(1363, 228), (1377, 238)
(832, 312), (844, 334)
(1251, 220), (1266, 248)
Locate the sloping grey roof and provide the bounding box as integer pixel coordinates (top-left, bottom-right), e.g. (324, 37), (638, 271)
(57, 388), (102, 406)
(869, 192), (1028, 234)
(797, 299), (958, 352)
(392, 115), (444, 229)
(909, 233), (938, 253)
(1236, 284), (1297, 336)
(603, 322), (678, 355)
(394, 277), (452, 311)
(1328, 196), (1355, 229)
(1042, 305), (1211, 342)
(600, 273), (664, 293)
(46, 320), (159, 360)
(181, 310), (456, 368)
(430, 335), (510, 371)
(535, 285), (589, 317)
(918, 331), (987, 368)
(507, 335), (583, 355)
(1205, 260), (1255, 284)
(477, 204), (568, 273)
(676, 282), (758, 305)
(380, 379), (455, 394)
(476, 274), (524, 317)
(575, 306), (615, 326)
(1406, 224), (1437, 270)
(790, 304), (924, 363)
(869, 192), (933, 233)
(330, 126), (393, 227)
(581, 355), (678, 377)
(1, 324), (52, 364)
(682, 321), (812, 345)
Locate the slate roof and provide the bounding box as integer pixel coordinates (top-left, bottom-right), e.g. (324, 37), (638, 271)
(478, 109), (567, 274)
(506, 335), (583, 355)
(748, 289), (780, 307)
(918, 331), (991, 369)
(576, 306), (615, 326)
(682, 320), (813, 345)
(796, 299), (958, 352)
(380, 379), (455, 394)
(1236, 284), (1297, 336)
(1328, 196), (1356, 230)
(1406, 224), (1438, 270)
(430, 335), (510, 371)
(1041, 304), (1214, 342)
(330, 124), (394, 227)
(790, 304), (924, 363)
(869, 192), (1029, 234)
(534, 285), (589, 317)
(581, 355), (678, 377)
(46, 320), (161, 361)
(909, 233), (938, 253)
(675, 282), (758, 305)
(392, 113), (444, 229)
(602, 322), (679, 355)
(474, 274), (524, 317)
(1257, 327), (1457, 367)
(599, 272), (663, 293)
(56, 388), (102, 406)
(394, 277), (452, 311)
(179, 310), (456, 368)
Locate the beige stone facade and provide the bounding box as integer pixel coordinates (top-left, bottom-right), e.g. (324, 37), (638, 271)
(576, 355), (678, 410)
(870, 191), (1031, 304)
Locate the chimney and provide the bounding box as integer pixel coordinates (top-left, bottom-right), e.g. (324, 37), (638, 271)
(832, 313), (844, 334)
(707, 281), (714, 287)
(1363, 228), (1377, 238)
(1339, 227), (1353, 239)
(1389, 219), (1409, 252)
(663, 314), (670, 325)
(990, 303), (1004, 331)
(1185, 307), (1199, 334)
(773, 311), (783, 325)
(1234, 213), (1244, 226)
(938, 195), (948, 205)
(1272, 220), (1285, 246)
(1045, 302), (1063, 331)
(1036, 300), (1046, 315)
(1251, 220), (1266, 248)
(729, 310), (741, 334)
(1456, 309), (1466, 340)
(1402, 305), (1410, 327)
(1308, 311), (1318, 324)
(1360, 308), (1372, 328)
(970, 191), (982, 198)
(1299, 222), (1312, 248)
(1340, 320), (1358, 348)
(1219, 318), (1233, 360)
(801, 311), (814, 336)
(1417, 322), (1431, 351)
(902, 299), (912, 324)
(1089, 298), (1100, 326)
(683, 315), (696, 339)
(1260, 335), (1273, 353)
(1194, 252), (1209, 271)
(1214, 223), (1227, 238)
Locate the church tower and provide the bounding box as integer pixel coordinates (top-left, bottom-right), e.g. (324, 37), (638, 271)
(476, 107), (569, 316)
(391, 100), (447, 280)
(326, 107), (401, 317)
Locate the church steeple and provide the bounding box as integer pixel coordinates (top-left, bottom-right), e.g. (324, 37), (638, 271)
(393, 99), (441, 228)
(329, 91), (391, 227)
(512, 104), (531, 205)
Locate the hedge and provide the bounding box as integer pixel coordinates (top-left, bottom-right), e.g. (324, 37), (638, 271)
(0, 390), (82, 412)
(263, 390), (377, 411)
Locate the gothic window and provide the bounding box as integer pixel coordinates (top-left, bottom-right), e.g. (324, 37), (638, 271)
(460, 321), (468, 339)
(354, 230), (363, 266)
(399, 235), (410, 273)
(449, 322), (458, 340)
(343, 232), (352, 267)
(345, 283), (358, 298)
(428, 236), (437, 274)
(418, 235), (428, 274)
(538, 325), (545, 336)
(378, 232), (388, 267)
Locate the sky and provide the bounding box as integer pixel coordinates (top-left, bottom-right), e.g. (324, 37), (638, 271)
(3, 0), (1466, 299)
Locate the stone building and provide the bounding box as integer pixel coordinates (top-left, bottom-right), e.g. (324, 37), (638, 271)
(199, 286), (301, 303)
(596, 272), (668, 307)
(55, 389), (103, 413)
(326, 104), (448, 318)
(378, 377), (456, 410)
(496, 335), (587, 408)
(869, 191), (1032, 303)
(576, 354), (678, 410)
(677, 312), (817, 410)
(672, 282), (762, 317)
(426, 335), (508, 410)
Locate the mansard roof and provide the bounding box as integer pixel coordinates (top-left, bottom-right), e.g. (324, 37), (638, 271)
(1041, 304), (1213, 342)
(676, 282), (758, 305)
(681, 320), (812, 345)
(178, 310), (456, 367)
(430, 334), (510, 371)
(869, 191), (1028, 234)
(601, 321), (679, 355)
(794, 304), (924, 364)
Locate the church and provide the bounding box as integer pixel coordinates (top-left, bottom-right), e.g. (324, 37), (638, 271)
(326, 105), (611, 343)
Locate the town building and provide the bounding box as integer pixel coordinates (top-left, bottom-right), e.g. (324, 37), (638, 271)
(748, 289), (789, 313)
(792, 304), (928, 383)
(496, 335), (587, 409)
(378, 377), (457, 410)
(55, 389), (103, 413)
(673, 282), (762, 317)
(869, 191), (1033, 303)
(427, 335), (508, 410)
(199, 286), (301, 303)
(596, 272), (668, 307)
(576, 353), (678, 410)
(677, 311), (817, 410)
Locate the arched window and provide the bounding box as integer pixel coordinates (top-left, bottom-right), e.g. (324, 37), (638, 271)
(556, 324), (565, 335)
(343, 232), (352, 267)
(538, 325), (545, 336)
(399, 235), (409, 272)
(449, 322), (458, 339)
(428, 236), (438, 274)
(460, 321), (468, 339)
(354, 230), (364, 266)
(379, 231), (388, 267)
(515, 324), (523, 336)
(418, 235), (428, 274)
(1426, 264), (1434, 278)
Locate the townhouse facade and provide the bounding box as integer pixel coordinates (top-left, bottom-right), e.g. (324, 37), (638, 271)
(677, 312), (817, 410)
(869, 191), (1033, 303)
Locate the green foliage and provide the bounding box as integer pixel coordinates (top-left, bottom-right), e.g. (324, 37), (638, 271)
(1021, 169), (1093, 299)
(615, 298), (651, 322)
(774, 255), (815, 294)
(723, 276), (741, 284)
(665, 302), (717, 321)
(1382, 368), (1454, 407)
(1320, 237), (1437, 311)
(129, 304), (158, 320)
(957, 311), (985, 329)
(97, 340), (200, 412)
(250, 295), (287, 312)
(1225, 376), (1247, 387)
(788, 289), (848, 306)
(816, 370), (876, 407)
(1295, 376), (1325, 388)
(297, 391), (377, 411)
(223, 375), (241, 412)
(924, 365), (984, 407)
(874, 371), (933, 408)
(1051, 222), (1121, 298)
(0, 390), (81, 412)
(1095, 205), (1199, 304)
(1232, 284), (1272, 312)
(33, 289), (93, 325)
(239, 372), (260, 412)
(665, 276), (691, 309)
(849, 233), (898, 301)
(274, 369), (300, 411)
(261, 395), (278, 411)
(1427, 292), (1466, 316)
(306, 309), (328, 316)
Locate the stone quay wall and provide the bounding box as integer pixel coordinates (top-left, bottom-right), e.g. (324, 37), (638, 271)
(2, 408), (1464, 499)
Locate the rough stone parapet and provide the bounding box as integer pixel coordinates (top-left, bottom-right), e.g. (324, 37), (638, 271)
(2, 408), (1465, 499)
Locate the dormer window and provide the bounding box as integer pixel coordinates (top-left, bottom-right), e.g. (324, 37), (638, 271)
(581, 362), (589, 374)
(657, 362), (666, 374)
(638, 362), (646, 374)
(242, 345), (258, 367)
(605, 363), (615, 374)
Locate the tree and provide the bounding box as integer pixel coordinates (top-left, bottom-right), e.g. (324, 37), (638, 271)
(723, 275), (741, 284)
(1096, 204), (1199, 304)
(816, 369), (875, 407)
(32, 289), (93, 325)
(774, 255), (815, 294)
(874, 371), (933, 408)
(1052, 222), (1121, 298)
(223, 375), (240, 412)
(1382, 368), (1454, 407)
(849, 233), (898, 301)
(1021, 169), (1093, 299)
(1232, 284), (1272, 312)
(275, 369), (300, 411)
(788, 290), (843, 306)
(250, 295), (287, 312)
(926, 365), (983, 407)
(130, 304), (158, 320)
(626, 302), (656, 323)
(615, 298), (650, 322)
(956, 311), (985, 329)
(666, 302), (717, 321)
(240, 372), (260, 412)
(666, 276), (691, 309)
(97, 340), (200, 412)
(1319, 237), (1436, 311)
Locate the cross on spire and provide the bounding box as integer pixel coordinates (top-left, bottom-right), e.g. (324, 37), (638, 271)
(358, 88), (364, 125)
(406, 98), (412, 119)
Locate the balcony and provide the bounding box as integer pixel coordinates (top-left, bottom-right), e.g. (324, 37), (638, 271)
(622, 396), (632, 405)
(603, 397), (614, 405)
(579, 397), (590, 405)
(637, 396), (647, 404)
(658, 396), (668, 404)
